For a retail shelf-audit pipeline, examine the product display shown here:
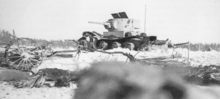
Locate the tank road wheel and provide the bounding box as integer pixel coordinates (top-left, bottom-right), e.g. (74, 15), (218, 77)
(125, 32), (132, 37)
(78, 40), (89, 50)
(140, 33), (147, 37)
(6, 47), (42, 71)
(139, 44), (149, 51)
(124, 42), (135, 50)
(98, 41), (108, 50)
(112, 42), (121, 49)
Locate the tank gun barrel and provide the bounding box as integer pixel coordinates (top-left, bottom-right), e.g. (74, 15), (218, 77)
(88, 21), (110, 26)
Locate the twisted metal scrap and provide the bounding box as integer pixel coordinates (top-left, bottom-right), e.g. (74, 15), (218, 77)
(13, 74), (46, 88)
(13, 68), (76, 88)
(183, 65), (220, 85)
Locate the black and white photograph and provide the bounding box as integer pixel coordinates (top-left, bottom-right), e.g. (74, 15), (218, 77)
(0, 0), (220, 99)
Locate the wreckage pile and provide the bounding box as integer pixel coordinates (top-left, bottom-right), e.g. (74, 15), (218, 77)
(12, 68), (78, 88)
(0, 34), (220, 88)
(1, 49), (220, 88)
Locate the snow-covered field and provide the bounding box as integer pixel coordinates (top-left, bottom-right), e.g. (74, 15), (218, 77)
(1, 47), (220, 99)
(37, 48), (220, 72)
(0, 82), (76, 99)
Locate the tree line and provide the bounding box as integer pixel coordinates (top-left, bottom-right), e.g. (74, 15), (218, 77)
(0, 29), (77, 48)
(177, 43), (220, 51)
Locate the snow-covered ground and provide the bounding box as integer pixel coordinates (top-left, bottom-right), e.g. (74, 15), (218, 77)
(0, 82), (76, 99)
(37, 48), (220, 72)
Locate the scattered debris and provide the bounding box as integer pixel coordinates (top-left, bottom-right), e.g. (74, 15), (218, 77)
(12, 68), (78, 88)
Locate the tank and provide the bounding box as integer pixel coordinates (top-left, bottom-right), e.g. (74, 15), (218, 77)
(78, 12), (157, 51)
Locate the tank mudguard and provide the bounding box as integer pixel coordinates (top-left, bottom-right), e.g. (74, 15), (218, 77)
(77, 37), (87, 41)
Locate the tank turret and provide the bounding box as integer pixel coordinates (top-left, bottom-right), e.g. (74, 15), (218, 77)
(89, 12), (142, 38)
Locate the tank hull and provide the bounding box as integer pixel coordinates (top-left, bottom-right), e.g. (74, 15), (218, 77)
(77, 31), (159, 51)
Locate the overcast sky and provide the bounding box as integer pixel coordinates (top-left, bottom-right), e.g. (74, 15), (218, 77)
(0, 0), (219, 43)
